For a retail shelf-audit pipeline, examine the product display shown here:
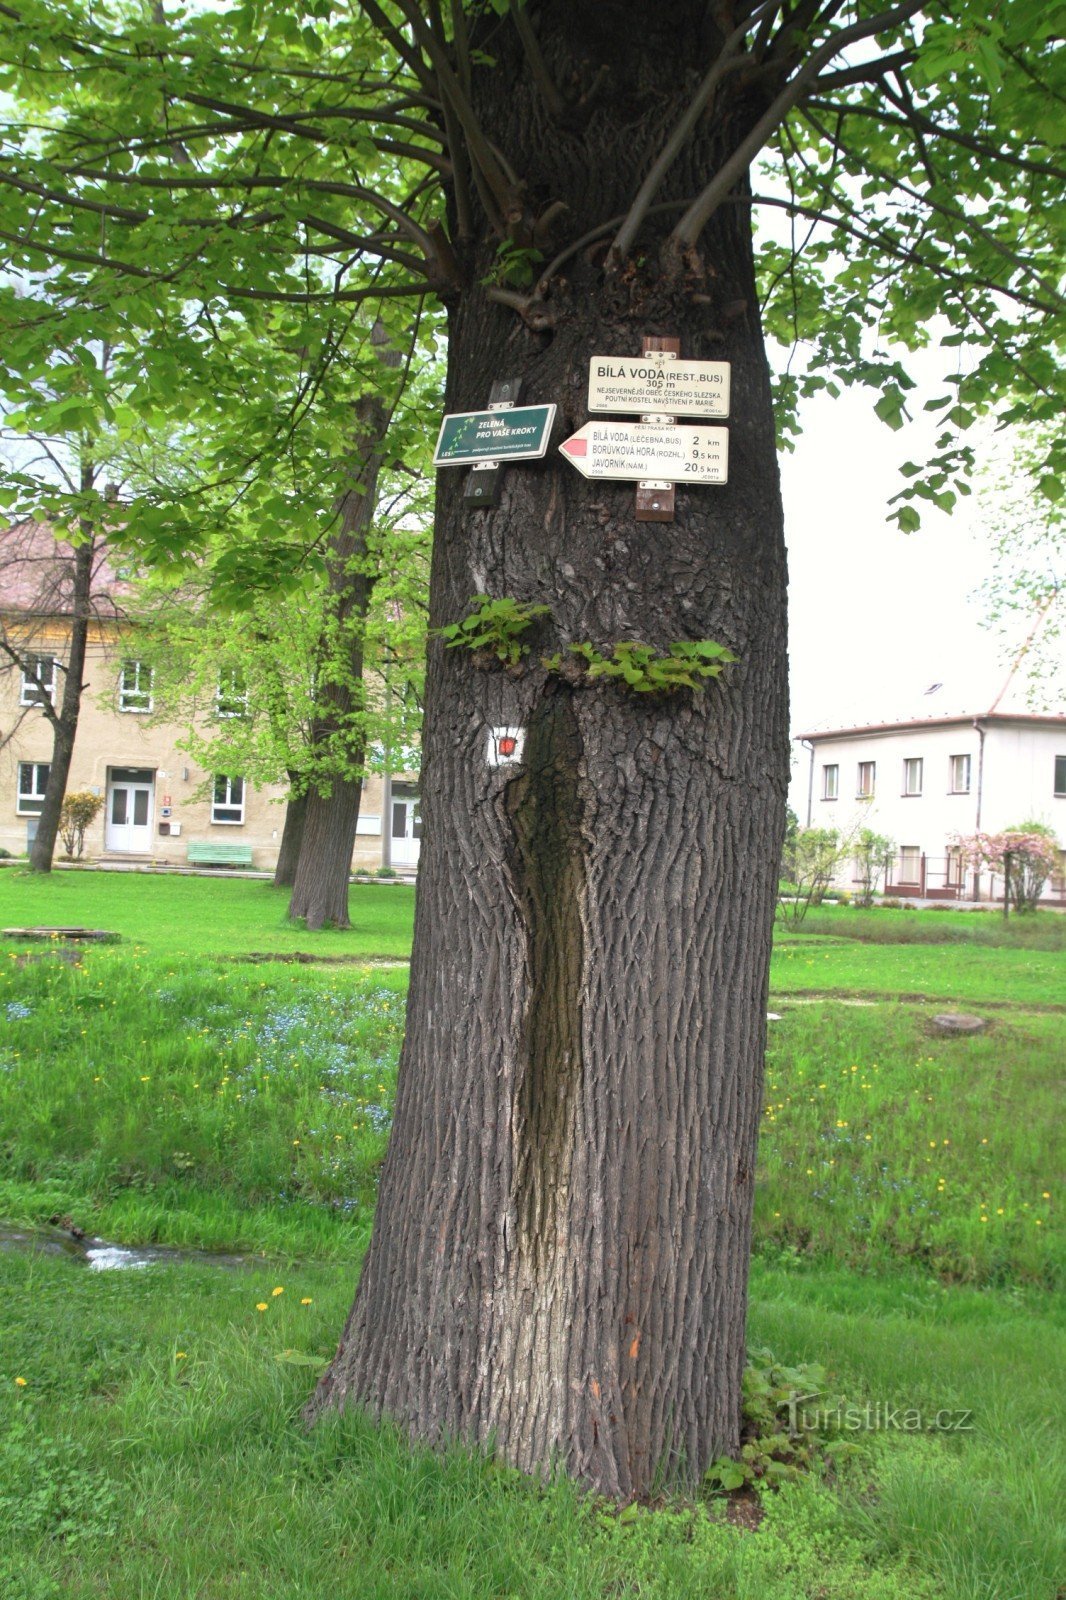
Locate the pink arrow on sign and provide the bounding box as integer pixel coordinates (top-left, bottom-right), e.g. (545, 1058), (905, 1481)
(558, 420), (728, 484)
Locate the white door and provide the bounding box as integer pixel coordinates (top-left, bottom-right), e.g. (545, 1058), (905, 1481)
(106, 780), (153, 853)
(390, 795), (421, 868)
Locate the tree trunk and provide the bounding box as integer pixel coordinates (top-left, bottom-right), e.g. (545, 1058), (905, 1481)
(287, 773), (364, 927)
(29, 532), (94, 873)
(288, 384), (391, 930)
(272, 783), (308, 889)
(307, 1), (790, 1498)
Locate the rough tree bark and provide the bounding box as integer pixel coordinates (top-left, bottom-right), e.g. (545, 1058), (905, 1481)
(287, 392), (388, 930)
(272, 782), (308, 889)
(28, 524), (95, 874)
(307, 1), (789, 1497)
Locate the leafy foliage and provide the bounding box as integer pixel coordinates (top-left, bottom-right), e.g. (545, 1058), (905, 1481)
(779, 826), (847, 923)
(852, 828), (895, 908)
(704, 1347), (856, 1494)
(568, 640), (736, 695)
(57, 791), (102, 860)
(0, 0), (1058, 555)
(435, 595), (551, 667)
(955, 823), (1061, 912)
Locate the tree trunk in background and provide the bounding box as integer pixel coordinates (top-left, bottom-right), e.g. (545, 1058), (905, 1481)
(287, 387), (389, 930)
(272, 784), (308, 889)
(308, 0), (790, 1496)
(29, 530), (94, 873)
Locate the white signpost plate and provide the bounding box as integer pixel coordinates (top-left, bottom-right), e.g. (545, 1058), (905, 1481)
(559, 421), (728, 484)
(587, 356), (730, 418)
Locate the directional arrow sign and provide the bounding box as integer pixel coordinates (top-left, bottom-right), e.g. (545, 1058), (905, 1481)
(587, 357), (730, 418)
(559, 421), (728, 484)
(433, 404), (556, 467)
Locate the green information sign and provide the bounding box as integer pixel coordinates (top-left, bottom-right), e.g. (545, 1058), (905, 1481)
(433, 404), (556, 467)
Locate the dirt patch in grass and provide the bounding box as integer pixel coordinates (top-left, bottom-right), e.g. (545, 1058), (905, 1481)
(770, 987), (1066, 1014)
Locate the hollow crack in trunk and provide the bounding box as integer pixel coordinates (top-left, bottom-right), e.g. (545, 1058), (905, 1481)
(504, 688), (586, 1252)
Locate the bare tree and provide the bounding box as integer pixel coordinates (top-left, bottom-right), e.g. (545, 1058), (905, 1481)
(0, 500), (130, 871)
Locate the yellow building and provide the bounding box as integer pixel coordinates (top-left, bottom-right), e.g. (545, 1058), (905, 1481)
(0, 521), (420, 873)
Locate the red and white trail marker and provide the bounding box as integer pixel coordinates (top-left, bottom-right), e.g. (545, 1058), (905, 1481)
(487, 727), (525, 767)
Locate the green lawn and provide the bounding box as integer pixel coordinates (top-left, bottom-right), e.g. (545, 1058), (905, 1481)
(0, 871), (1061, 1598)
(0, 867), (416, 961)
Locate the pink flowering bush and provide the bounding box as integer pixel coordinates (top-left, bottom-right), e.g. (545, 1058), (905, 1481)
(955, 822), (1061, 912)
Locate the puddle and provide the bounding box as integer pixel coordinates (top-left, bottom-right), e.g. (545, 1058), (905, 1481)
(0, 1224), (260, 1273)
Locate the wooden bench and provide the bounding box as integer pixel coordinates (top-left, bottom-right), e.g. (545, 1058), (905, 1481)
(186, 842), (254, 869)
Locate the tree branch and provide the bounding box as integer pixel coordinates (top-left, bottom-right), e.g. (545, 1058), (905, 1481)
(610, 0), (782, 262)
(670, 0), (925, 249)
(801, 106), (1065, 312)
(357, 0), (438, 94)
(507, 0), (565, 120)
(391, 0), (516, 222)
(748, 191), (1060, 317)
(812, 49), (914, 91)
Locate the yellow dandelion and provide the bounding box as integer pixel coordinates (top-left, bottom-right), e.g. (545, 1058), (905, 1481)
(301, 1297), (313, 1306)
(256, 1302), (268, 1312)
(14, 1376), (27, 1387)
(175, 1352), (187, 1360)
(272, 1286), (284, 1297)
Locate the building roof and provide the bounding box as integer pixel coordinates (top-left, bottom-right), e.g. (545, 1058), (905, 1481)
(796, 615), (1065, 743)
(796, 709), (1066, 742)
(0, 518), (135, 622)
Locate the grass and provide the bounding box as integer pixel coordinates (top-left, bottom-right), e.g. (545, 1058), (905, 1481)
(0, 867), (416, 961)
(0, 954), (406, 1258)
(756, 1002), (1060, 1284)
(1, 1250), (1060, 1599)
(0, 871), (1062, 1598)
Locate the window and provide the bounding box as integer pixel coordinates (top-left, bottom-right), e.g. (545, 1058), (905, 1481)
(821, 763), (839, 800)
(857, 760), (876, 798)
(1055, 755), (1066, 797)
(16, 761), (50, 814)
(902, 757), (923, 796)
(215, 667), (248, 718)
(211, 775), (245, 825)
(949, 753), (971, 794)
(119, 659), (154, 713)
(19, 656), (57, 706)
(898, 845), (922, 884)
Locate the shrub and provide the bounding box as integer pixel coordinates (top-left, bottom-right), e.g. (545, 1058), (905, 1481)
(58, 792), (103, 860)
(955, 822), (1061, 913)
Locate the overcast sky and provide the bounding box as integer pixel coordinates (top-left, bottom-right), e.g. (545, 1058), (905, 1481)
(782, 380), (1023, 737)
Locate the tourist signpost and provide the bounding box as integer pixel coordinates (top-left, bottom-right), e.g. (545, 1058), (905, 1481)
(559, 336), (732, 520)
(587, 357), (730, 418)
(433, 377), (557, 508)
(432, 404), (556, 467)
(559, 421), (728, 484)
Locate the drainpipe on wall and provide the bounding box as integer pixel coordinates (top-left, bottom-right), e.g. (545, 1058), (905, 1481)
(381, 651), (393, 873)
(802, 739), (815, 828)
(972, 718), (986, 901)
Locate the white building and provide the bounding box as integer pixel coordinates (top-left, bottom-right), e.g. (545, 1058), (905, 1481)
(795, 686), (1066, 901)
